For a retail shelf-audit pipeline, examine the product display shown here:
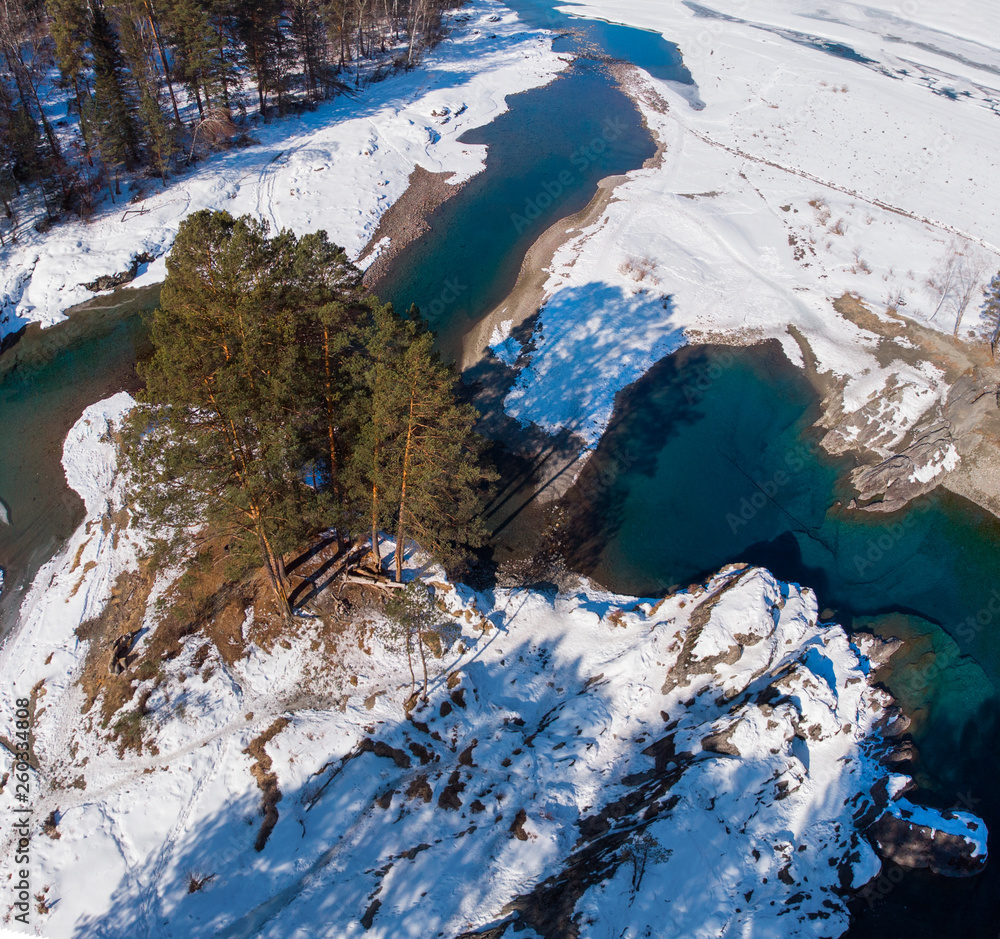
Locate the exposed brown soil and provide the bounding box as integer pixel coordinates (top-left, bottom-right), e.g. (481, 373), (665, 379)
(406, 774), (433, 803)
(832, 292), (989, 383)
(244, 717), (290, 852)
(76, 564), (158, 729)
(824, 294), (1000, 518)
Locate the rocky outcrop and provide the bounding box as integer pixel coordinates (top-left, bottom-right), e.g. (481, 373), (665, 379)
(5, 401), (989, 939)
(842, 364), (1000, 513)
(82, 252), (155, 292)
(868, 800), (989, 877)
(849, 424), (957, 512)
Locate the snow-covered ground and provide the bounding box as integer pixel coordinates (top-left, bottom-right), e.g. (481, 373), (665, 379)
(501, 0), (1000, 446)
(0, 0), (564, 342)
(0, 396), (986, 937)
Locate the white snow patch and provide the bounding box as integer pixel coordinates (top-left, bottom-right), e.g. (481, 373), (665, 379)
(0, 401), (985, 939)
(489, 317), (522, 366)
(500, 0), (999, 447)
(911, 442), (961, 483)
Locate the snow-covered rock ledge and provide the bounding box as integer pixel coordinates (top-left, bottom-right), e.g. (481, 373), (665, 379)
(0, 397), (986, 937)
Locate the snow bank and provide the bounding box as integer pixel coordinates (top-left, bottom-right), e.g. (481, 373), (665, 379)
(0, 0), (564, 341)
(0, 397), (983, 936)
(503, 0), (998, 451)
(61, 392), (136, 519)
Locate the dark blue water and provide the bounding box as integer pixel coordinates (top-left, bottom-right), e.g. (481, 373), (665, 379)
(0, 0), (679, 628)
(372, 0), (701, 358)
(0, 4), (995, 932)
(508, 0), (694, 83)
(557, 341), (1000, 936)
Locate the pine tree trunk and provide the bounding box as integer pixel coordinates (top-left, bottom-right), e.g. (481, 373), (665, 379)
(405, 628), (415, 700)
(216, 23), (230, 110)
(394, 388), (417, 582)
(258, 525), (292, 621)
(371, 478), (381, 568)
(418, 630), (428, 702)
(322, 324), (346, 549)
(144, 2), (182, 124)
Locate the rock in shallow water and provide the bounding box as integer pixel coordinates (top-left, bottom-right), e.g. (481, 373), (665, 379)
(868, 798), (989, 877)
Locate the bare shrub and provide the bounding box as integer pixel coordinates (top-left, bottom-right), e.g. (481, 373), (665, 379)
(927, 239), (990, 335)
(188, 872), (216, 893)
(851, 249), (872, 275)
(619, 255), (661, 286)
(189, 108), (240, 163)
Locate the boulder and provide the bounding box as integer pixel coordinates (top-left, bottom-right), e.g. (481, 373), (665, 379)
(867, 799), (988, 877)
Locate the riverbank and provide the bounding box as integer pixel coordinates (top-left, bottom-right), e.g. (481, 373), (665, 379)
(360, 166), (469, 286)
(0, 0), (565, 343)
(459, 62), (669, 371)
(0, 287), (155, 633)
(457, 0), (1000, 528)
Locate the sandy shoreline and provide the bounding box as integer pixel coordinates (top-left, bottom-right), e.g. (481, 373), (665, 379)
(458, 171), (625, 371)
(459, 62), (669, 371)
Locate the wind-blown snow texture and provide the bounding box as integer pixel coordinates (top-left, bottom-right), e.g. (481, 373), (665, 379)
(502, 0), (1000, 445)
(0, 0), (563, 341)
(0, 397), (986, 937)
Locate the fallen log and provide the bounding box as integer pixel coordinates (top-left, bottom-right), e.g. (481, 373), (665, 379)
(343, 575), (407, 590)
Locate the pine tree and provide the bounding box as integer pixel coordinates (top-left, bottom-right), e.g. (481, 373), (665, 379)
(356, 305), (495, 581)
(0, 72), (42, 182)
(138, 0), (182, 123)
(983, 272), (1000, 357)
(283, 228), (366, 545)
(387, 324), (494, 582)
(124, 211), (389, 617)
(385, 581), (445, 705)
(0, 0), (63, 162)
(232, 0), (283, 116)
(48, 0), (94, 143)
(85, 0), (142, 188)
(108, 0), (176, 181)
(163, 0), (225, 118)
(354, 300), (408, 569)
(287, 0), (326, 100)
(126, 211), (318, 618)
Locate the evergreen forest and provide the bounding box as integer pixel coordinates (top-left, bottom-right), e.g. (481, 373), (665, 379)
(0, 0), (452, 235)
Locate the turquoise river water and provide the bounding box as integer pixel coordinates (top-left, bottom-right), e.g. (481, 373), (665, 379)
(0, 0), (995, 933)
